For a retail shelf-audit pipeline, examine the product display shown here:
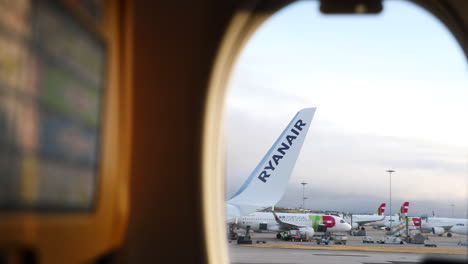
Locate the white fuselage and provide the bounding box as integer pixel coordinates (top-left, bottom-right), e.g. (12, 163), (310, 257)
(343, 214), (385, 228)
(365, 214), (400, 227)
(384, 216), (407, 228)
(450, 223), (468, 235)
(237, 212), (351, 233)
(420, 217), (468, 233)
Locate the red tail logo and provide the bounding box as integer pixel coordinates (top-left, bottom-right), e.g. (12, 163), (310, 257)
(411, 217), (421, 226)
(400, 202), (409, 214)
(378, 203), (386, 215)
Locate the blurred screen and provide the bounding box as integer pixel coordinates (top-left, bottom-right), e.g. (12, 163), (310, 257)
(0, 0), (105, 211)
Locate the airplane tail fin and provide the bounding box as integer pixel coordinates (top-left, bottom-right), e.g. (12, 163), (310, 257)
(375, 203), (386, 215)
(411, 217), (421, 226)
(397, 202), (409, 221)
(227, 108), (316, 216)
(399, 202), (409, 215)
(272, 210), (281, 224)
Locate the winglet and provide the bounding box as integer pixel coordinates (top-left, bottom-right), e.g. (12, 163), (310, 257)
(227, 108), (316, 217)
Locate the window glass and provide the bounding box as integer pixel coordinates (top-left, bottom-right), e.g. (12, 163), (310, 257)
(226, 0), (467, 261)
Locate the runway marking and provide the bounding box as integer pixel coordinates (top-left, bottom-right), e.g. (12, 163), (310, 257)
(243, 244), (467, 255)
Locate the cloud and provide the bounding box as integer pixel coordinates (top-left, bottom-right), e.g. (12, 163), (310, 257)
(223, 0), (468, 219)
(225, 108), (468, 217)
(277, 183), (467, 218)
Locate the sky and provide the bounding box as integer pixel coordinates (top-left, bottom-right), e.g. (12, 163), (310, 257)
(224, 1), (468, 218)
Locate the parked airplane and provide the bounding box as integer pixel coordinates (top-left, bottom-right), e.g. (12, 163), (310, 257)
(237, 211), (351, 239)
(344, 203), (386, 228)
(226, 108), (316, 221)
(414, 216), (468, 237)
(365, 202), (409, 229)
(450, 222), (468, 235)
(383, 202), (410, 229)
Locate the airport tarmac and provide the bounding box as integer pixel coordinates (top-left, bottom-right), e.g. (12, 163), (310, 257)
(229, 244), (467, 264)
(228, 229), (468, 264)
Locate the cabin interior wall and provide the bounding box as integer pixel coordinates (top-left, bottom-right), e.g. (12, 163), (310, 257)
(121, 0), (238, 263)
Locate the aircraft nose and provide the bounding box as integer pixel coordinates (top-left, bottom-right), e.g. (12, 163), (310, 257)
(344, 223), (352, 231)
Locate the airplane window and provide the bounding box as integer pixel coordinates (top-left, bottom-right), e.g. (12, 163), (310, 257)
(0, 0), (105, 211)
(225, 0), (467, 262)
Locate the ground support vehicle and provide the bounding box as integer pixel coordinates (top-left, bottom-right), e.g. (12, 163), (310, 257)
(407, 233), (425, 244)
(290, 234), (310, 242)
(334, 236), (348, 245)
(316, 237), (330, 245)
(350, 229), (366, 236)
(237, 235), (252, 244)
(377, 236), (405, 244)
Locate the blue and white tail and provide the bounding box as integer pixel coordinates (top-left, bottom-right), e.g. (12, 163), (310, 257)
(226, 108), (316, 219)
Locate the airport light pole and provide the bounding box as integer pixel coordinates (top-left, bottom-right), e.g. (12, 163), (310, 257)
(386, 170), (395, 229)
(301, 182), (308, 210)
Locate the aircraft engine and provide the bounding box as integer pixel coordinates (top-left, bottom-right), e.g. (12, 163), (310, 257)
(298, 227), (314, 239)
(351, 223), (358, 229)
(432, 227), (445, 236)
